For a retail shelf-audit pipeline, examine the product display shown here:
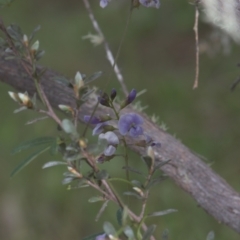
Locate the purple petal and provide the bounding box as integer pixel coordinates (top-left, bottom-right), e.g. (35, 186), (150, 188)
(99, 131), (119, 145)
(127, 89), (137, 104)
(139, 0), (160, 8)
(93, 123), (106, 135)
(100, 0), (109, 8)
(129, 125), (143, 137)
(95, 233), (107, 240)
(131, 113), (143, 125)
(118, 113), (143, 136)
(84, 115), (102, 124)
(104, 145), (116, 156)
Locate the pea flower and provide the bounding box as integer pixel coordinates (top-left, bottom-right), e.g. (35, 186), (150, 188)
(99, 131), (119, 156)
(93, 122), (115, 136)
(100, 0), (111, 8)
(95, 233), (107, 240)
(84, 115), (102, 124)
(139, 0), (160, 8)
(118, 113), (143, 137)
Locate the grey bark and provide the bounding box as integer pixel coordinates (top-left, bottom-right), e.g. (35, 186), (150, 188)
(0, 50), (240, 234)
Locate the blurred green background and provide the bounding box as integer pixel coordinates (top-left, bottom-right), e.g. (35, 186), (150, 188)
(0, 0), (240, 239)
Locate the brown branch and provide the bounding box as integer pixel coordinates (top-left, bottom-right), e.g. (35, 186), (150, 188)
(193, 1), (200, 89)
(0, 50), (240, 234)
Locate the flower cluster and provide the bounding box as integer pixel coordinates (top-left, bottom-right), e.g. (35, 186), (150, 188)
(99, 0), (160, 9)
(84, 88), (160, 163)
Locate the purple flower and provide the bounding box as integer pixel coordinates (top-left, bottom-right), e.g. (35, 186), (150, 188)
(98, 92), (111, 107)
(145, 134), (161, 147)
(118, 113), (143, 137)
(95, 233), (107, 240)
(93, 122), (106, 136)
(84, 115), (102, 124)
(99, 131), (119, 156)
(139, 0), (160, 8)
(121, 89), (137, 109)
(100, 0), (110, 8)
(127, 89), (137, 104)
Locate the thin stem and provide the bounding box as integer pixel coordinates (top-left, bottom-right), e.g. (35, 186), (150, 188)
(82, 0), (129, 96)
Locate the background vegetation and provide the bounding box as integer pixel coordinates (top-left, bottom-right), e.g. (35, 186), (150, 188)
(0, 0), (239, 239)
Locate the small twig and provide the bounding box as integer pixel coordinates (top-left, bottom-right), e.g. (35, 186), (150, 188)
(82, 0), (128, 96)
(193, 1), (200, 89)
(95, 200), (109, 222)
(25, 116), (49, 125)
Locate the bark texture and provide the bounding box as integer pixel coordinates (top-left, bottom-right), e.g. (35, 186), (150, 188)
(0, 50), (240, 233)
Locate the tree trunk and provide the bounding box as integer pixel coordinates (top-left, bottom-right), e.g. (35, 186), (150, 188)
(0, 50), (240, 234)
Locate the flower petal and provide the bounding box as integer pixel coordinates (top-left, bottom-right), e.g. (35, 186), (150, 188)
(104, 145), (116, 156)
(99, 131), (119, 145)
(84, 115), (101, 124)
(129, 125), (143, 137)
(100, 0), (109, 8)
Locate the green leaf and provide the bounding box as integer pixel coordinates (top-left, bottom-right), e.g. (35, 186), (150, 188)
(162, 229), (169, 240)
(123, 191), (143, 200)
(62, 119), (79, 139)
(7, 24), (23, 42)
(82, 232), (105, 240)
(141, 156), (152, 170)
(154, 159), (171, 171)
(84, 71), (102, 85)
(96, 170), (109, 180)
(29, 25), (41, 43)
(131, 180), (142, 188)
(88, 196), (104, 203)
(124, 226), (135, 239)
(11, 145), (50, 177)
(122, 166), (145, 176)
(103, 222), (116, 235)
(116, 208), (123, 226)
(42, 161), (66, 169)
(62, 177), (75, 185)
(12, 136), (55, 154)
(146, 175), (167, 189)
(142, 225), (156, 240)
(147, 209), (178, 218)
(206, 231), (215, 240)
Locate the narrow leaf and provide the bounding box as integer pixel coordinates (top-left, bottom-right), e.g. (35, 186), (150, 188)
(122, 166), (145, 176)
(29, 25), (41, 42)
(62, 119), (79, 139)
(42, 161), (66, 169)
(147, 209), (178, 218)
(62, 177), (75, 185)
(206, 231), (215, 240)
(146, 175), (167, 189)
(12, 136), (55, 154)
(88, 196), (104, 203)
(142, 225), (156, 240)
(103, 222), (116, 235)
(11, 146), (50, 177)
(116, 208), (123, 226)
(123, 191), (143, 200)
(95, 201), (109, 222)
(84, 71), (102, 84)
(96, 170), (109, 180)
(124, 226), (135, 239)
(131, 180), (142, 188)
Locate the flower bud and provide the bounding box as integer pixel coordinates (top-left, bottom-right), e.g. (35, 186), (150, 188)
(121, 89), (137, 109)
(110, 88), (117, 101)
